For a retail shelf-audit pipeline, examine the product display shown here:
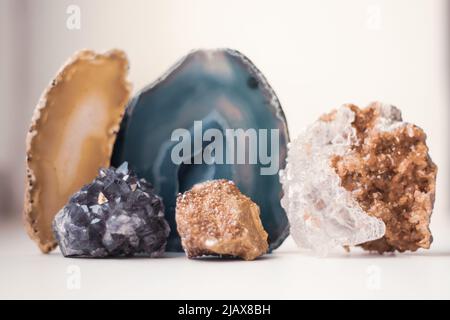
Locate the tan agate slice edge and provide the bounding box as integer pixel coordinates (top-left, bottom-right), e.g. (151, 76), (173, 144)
(24, 49), (132, 253)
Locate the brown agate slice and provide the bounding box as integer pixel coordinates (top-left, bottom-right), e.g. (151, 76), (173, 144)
(176, 179), (269, 260)
(331, 102), (437, 253)
(24, 50), (131, 253)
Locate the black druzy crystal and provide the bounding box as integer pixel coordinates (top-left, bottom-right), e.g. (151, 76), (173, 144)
(52, 162), (170, 257)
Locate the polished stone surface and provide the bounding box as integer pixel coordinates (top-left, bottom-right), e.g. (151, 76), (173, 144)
(112, 49), (289, 251)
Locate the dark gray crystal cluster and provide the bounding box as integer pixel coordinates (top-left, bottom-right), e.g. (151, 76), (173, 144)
(52, 162), (170, 257)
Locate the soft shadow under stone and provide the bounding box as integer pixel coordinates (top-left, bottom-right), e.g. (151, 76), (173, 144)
(112, 49), (290, 252)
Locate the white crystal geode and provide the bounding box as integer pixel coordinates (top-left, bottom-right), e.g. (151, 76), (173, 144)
(279, 105), (387, 255)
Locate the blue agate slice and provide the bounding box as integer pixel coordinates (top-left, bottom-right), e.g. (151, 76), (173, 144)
(112, 49), (289, 251)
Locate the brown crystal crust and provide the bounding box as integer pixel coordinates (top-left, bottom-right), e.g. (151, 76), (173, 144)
(330, 102), (437, 253)
(176, 179), (269, 260)
(24, 50), (131, 253)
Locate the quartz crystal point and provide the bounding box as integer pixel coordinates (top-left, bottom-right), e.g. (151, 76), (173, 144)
(25, 50), (131, 253)
(176, 179), (269, 260)
(53, 162), (170, 257)
(112, 49), (289, 252)
(280, 102), (437, 254)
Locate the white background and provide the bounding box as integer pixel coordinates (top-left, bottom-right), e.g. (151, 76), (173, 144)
(0, 0), (449, 299)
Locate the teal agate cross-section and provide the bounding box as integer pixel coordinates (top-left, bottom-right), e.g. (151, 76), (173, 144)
(112, 49), (290, 252)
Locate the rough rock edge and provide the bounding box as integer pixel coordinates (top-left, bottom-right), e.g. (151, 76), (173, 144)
(24, 49), (132, 253)
(176, 179), (269, 261)
(334, 102), (437, 253)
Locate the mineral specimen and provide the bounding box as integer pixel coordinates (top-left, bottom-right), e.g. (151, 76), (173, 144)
(176, 179), (269, 260)
(53, 162), (170, 257)
(112, 49), (289, 252)
(25, 50), (131, 253)
(280, 102), (437, 254)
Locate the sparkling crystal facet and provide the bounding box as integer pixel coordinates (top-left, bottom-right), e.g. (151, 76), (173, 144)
(280, 102), (437, 255)
(280, 105), (386, 255)
(53, 162), (170, 257)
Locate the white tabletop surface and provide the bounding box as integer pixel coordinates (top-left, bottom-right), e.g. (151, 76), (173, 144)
(1, 218), (450, 300)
